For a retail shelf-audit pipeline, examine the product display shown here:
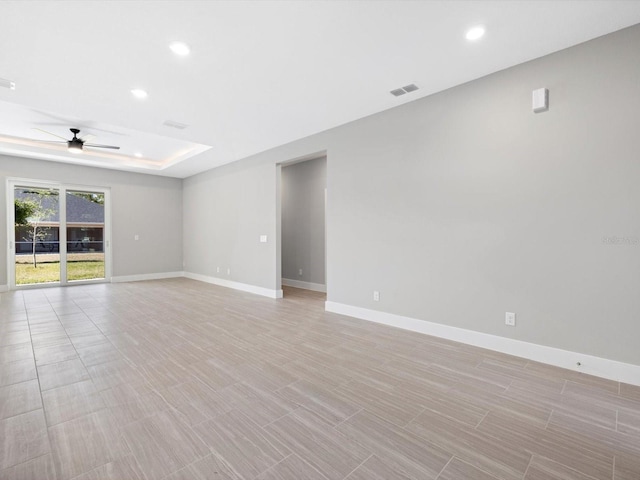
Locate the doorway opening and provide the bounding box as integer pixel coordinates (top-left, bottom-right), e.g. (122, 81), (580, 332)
(9, 180), (111, 289)
(278, 155), (326, 298)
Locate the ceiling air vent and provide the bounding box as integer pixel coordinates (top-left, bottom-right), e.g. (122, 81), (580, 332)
(390, 83), (419, 97)
(0, 77), (16, 90)
(163, 120), (188, 130)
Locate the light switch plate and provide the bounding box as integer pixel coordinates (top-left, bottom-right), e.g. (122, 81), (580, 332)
(532, 88), (549, 113)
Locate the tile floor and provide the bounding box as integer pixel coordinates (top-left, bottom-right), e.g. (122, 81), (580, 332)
(0, 279), (639, 479)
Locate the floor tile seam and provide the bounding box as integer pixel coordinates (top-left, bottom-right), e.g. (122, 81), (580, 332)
(187, 412), (258, 471)
(526, 437), (620, 480)
(156, 461), (191, 480)
(433, 454), (454, 480)
(520, 454), (534, 480)
(338, 406), (454, 464)
(549, 411), (630, 447)
(447, 455), (507, 480)
(486, 363), (573, 386)
(272, 383), (360, 425)
(331, 407), (365, 429)
(0, 452), (51, 477)
(0, 398), (46, 422)
(341, 453), (373, 480)
(553, 407), (621, 433)
(65, 459), (115, 480)
(248, 402), (301, 430)
(611, 455), (615, 480)
(247, 453), (295, 480)
(38, 300), (105, 399)
(474, 411), (490, 430)
(42, 385), (111, 428)
(153, 449), (219, 480)
(119, 411), (170, 475)
(281, 452), (333, 480)
(21, 290), (56, 470)
(402, 405), (427, 428)
(0, 364), (40, 388)
(543, 409), (554, 430)
(533, 454), (607, 480)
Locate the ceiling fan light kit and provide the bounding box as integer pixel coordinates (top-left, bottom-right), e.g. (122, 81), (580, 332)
(68, 128), (84, 153)
(68, 143), (83, 154)
(33, 127), (121, 153)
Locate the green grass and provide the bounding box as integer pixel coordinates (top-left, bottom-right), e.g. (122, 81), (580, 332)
(16, 261), (105, 285)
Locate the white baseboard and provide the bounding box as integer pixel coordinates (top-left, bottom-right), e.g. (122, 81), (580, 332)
(282, 278), (326, 293)
(111, 271), (185, 283)
(185, 272), (283, 299)
(0, 284), (8, 293)
(325, 301), (640, 387)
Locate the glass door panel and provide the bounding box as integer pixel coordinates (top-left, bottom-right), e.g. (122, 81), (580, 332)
(66, 190), (106, 282)
(14, 185), (61, 285)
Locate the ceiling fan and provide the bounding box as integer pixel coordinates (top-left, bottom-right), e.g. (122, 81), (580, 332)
(33, 127), (120, 154)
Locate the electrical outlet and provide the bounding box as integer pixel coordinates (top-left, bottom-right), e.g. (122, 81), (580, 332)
(505, 312), (516, 326)
(227, 268), (231, 276)
(298, 269), (303, 276)
(373, 291), (380, 301)
(134, 234), (139, 241)
(260, 235), (267, 243)
(216, 266), (220, 273)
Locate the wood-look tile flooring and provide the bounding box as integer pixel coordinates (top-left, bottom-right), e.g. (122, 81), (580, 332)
(1, 279), (639, 480)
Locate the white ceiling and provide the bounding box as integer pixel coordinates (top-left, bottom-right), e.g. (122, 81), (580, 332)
(1, 1), (639, 178)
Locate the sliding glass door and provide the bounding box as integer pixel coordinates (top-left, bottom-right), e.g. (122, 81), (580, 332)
(14, 185), (61, 285)
(9, 180), (110, 289)
(66, 190), (106, 282)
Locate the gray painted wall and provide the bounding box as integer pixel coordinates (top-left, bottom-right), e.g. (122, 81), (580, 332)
(0, 155), (183, 285)
(183, 157), (278, 289)
(183, 24), (640, 365)
(281, 157), (326, 287)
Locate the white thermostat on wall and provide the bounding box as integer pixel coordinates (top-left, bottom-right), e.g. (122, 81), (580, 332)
(532, 88), (549, 113)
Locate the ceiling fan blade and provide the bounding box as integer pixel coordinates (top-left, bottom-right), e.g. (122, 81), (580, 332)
(84, 143), (120, 150)
(32, 140), (67, 144)
(32, 127), (69, 141)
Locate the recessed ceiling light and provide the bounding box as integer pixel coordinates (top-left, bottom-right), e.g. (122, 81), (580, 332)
(163, 119), (188, 130)
(131, 88), (148, 99)
(466, 25), (486, 41)
(134, 152), (143, 158)
(0, 77), (15, 90)
(169, 41), (190, 56)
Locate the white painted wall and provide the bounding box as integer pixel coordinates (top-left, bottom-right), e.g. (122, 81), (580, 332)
(182, 25), (640, 367)
(281, 157), (326, 290)
(0, 155), (183, 286)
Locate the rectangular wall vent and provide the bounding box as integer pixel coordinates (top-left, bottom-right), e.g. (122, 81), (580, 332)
(390, 88), (406, 97)
(402, 84), (418, 93)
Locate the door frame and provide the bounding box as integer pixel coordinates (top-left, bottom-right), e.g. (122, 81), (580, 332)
(7, 178), (112, 290)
